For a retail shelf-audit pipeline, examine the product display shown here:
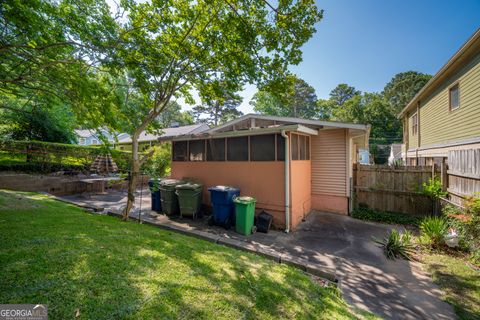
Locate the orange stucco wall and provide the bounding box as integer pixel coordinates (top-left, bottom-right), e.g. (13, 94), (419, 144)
(170, 161), (287, 227)
(290, 160), (312, 229)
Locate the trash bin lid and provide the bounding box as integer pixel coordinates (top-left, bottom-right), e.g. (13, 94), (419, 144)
(175, 182), (203, 190)
(208, 185), (239, 192)
(160, 179), (183, 186)
(233, 196), (256, 204)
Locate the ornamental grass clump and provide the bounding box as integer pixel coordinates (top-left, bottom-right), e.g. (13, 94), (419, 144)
(419, 216), (448, 248)
(373, 229), (415, 260)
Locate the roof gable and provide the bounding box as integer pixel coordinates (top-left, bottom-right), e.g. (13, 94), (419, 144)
(206, 114), (369, 133)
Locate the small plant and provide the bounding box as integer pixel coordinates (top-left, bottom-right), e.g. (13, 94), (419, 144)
(419, 216), (448, 248)
(373, 229), (415, 260)
(422, 177), (447, 215)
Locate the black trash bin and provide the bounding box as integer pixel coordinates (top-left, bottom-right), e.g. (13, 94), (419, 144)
(148, 179), (162, 212)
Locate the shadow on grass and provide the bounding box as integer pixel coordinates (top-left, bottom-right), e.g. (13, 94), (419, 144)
(0, 190), (356, 319)
(427, 261), (480, 320)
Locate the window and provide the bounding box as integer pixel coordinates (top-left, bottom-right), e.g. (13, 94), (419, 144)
(120, 146), (124, 150)
(250, 134), (275, 161)
(173, 141), (188, 161)
(411, 113), (418, 136)
(91, 139), (98, 145)
(276, 134), (285, 161)
(291, 133), (310, 160)
(207, 138), (225, 161)
(449, 84), (460, 110)
(227, 136), (248, 161)
(189, 139), (205, 161)
(291, 134), (299, 160)
(79, 138), (86, 145)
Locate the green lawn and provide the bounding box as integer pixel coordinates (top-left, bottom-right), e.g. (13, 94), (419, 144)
(422, 252), (480, 320)
(0, 190), (369, 319)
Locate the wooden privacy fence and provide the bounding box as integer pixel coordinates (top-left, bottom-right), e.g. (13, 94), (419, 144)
(353, 164), (438, 216)
(448, 149), (480, 205)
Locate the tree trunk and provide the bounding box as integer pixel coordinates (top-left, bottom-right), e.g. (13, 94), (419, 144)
(122, 133), (140, 220)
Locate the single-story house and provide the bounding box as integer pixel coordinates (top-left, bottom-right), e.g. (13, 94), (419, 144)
(115, 123), (209, 151)
(74, 129), (126, 146)
(162, 114), (370, 231)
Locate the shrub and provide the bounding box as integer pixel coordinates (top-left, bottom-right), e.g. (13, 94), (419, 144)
(419, 216), (448, 248)
(351, 207), (422, 226)
(422, 177), (447, 199)
(373, 229), (415, 260)
(142, 144), (171, 180)
(0, 139), (132, 173)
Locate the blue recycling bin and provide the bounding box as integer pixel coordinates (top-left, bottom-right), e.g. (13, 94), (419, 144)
(148, 179), (162, 212)
(208, 186), (240, 228)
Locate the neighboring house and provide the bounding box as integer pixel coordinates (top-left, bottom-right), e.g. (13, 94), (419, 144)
(162, 114), (370, 231)
(399, 28), (480, 166)
(74, 129), (123, 146)
(388, 143), (404, 165)
(115, 123), (210, 151)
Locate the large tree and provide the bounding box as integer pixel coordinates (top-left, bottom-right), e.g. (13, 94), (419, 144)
(383, 71), (432, 114)
(329, 83), (360, 107)
(109, 0), (323, 219)
(0, 0), (117, 115)
(250, 74), (318, 118)
(193, 81), (243, 126)
(157, 101), (194, 127)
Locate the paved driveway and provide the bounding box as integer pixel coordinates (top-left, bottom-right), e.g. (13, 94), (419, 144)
(279, 212), (455, 320)
(58, 191), (455, 319)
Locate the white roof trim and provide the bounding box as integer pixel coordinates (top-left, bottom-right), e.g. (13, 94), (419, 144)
(165, 124), (318, 141)
(206, 114), (369, 133)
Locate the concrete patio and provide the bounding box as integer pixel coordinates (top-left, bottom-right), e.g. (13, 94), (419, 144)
(57, 189), (455, 320)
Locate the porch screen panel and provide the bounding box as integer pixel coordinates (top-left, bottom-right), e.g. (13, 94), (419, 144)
(299, 135), (306, 160)
(207, 138), (225, 161)
(306, 136), (310, 160)
(227, 136), (248, 161)
(276, 134), (285, 161)
(291, 134), (299, 160)
(189, 139), (205, 161)
(250, 134), (275, 161)
(173, 141), (188, 161)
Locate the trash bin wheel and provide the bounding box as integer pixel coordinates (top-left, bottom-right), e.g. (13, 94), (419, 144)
(224, 217), (232, 230)
(208, 216), (215, 226)
(251, 226), (257, 234)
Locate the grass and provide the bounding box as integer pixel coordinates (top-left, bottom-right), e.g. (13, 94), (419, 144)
(421, 252), (480, 320)
(0, 190), (370, 319)
(351, 207), (423, 226)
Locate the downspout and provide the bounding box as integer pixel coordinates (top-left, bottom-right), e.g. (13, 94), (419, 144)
(281, 130), (290, 233)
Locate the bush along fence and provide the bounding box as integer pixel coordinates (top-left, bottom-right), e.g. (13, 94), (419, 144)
(0, 140), (132, 173)
(353, 164), (439, 216)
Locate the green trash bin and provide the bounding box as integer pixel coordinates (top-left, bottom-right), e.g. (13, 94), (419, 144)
(160, 179), (184, 215)
(233, 196), (257, 236)
(175, 182), (203, 219)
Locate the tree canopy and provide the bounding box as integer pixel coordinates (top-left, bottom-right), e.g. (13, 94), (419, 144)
(193, 83), (243, 126)
(250, 74), (318, 118)
(383, 71), (432, 114)
(329, 83), (360, 107)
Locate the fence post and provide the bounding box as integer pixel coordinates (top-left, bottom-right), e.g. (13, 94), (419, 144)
(440, 161), (448, 192)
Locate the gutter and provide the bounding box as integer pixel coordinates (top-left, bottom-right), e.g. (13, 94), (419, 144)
(281, 130), (290, 233)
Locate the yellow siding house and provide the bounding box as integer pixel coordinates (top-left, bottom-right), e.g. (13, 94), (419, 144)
(399, 28), (480, 165)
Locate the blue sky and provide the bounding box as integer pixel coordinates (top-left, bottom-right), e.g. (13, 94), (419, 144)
(183, 0), (480, 114)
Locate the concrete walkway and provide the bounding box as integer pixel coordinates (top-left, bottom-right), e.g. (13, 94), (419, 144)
(57, 190), (455, 320)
